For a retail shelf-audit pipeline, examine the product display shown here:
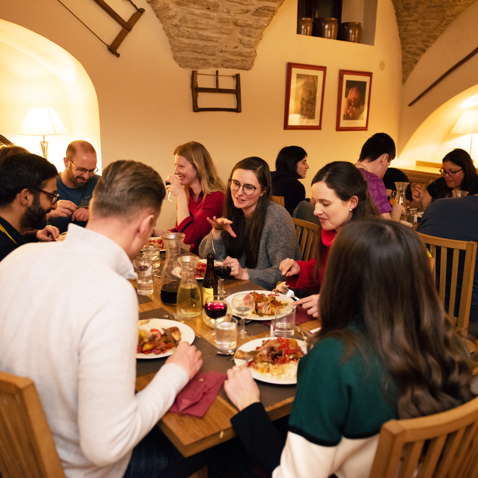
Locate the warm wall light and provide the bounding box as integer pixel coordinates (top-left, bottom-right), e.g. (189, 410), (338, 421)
(450, 108), (478, 159)
(20, 107), (65, 158)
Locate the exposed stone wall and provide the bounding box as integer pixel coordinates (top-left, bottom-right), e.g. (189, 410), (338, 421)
(392, 0), (476, 81)
(147, 0), (285, 70)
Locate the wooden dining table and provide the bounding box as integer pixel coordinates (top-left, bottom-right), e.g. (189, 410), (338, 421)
(134, 276), (320, 458)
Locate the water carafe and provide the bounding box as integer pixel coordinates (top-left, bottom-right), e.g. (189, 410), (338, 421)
(176, 254), (202, 320)
(159, 232), (184, 304)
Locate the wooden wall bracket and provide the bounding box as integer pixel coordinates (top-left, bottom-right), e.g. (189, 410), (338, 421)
(191, 71), (242, 112)
(93, 0), (144, 57)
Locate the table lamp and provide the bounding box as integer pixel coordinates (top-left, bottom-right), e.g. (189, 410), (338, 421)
(450, 108), (478, 159)
(20, 107), (65, 159)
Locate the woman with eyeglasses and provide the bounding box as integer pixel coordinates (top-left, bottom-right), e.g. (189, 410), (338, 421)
(199, 157), (299, 289)
(167, 141), (225, 253)
(413, 149), (477, 210)
(224, 219), (474, 478)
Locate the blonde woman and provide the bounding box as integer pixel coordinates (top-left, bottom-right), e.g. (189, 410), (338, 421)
(168, 141), (225, 253)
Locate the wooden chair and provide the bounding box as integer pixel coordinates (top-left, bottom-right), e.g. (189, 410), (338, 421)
(271, 195), (285, 207)
(417, 232), (477, 332)
(370, 396), (478, 477)
(0, 371), (65, 478)
(293, 218), (320, 261)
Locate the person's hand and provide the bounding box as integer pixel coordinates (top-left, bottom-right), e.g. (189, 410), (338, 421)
(411, 183), (424, 203)
(47, 200), (77, 218)
(224, 256), (249, 280)
(166, 342), (203, 380)
(390, 202), (404, 222)
(279, 258), (300, 277)
(224, 365), (260, 411)
(36, 225), (59, 242)
(72, 207), (89, 222)
(206, 216), (237, 238)
(166, 174), (186, 199)
(297, 294), (320, 318)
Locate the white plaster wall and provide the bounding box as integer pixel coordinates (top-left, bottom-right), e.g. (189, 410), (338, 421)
(395, 0), (478, 168)
(0, 0), (401, 229)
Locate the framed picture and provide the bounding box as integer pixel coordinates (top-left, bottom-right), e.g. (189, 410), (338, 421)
(336, 70), (372, 131)
(284, 62), (326, 130)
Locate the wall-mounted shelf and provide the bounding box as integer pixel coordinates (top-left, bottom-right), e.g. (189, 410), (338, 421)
(297, 0), (377, 46)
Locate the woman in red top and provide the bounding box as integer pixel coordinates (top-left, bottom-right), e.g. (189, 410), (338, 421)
(167, 141), (225, 253)
(280, 161), (376, 317)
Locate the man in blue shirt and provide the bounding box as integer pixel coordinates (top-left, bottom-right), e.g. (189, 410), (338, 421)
(418, 178), (478, 336)
(48, 140), (99, 232)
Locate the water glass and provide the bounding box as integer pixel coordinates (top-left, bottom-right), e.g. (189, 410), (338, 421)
(134, 256), (154, 296)
(215, 317), (238, 355)
(270, 306), (296, 338)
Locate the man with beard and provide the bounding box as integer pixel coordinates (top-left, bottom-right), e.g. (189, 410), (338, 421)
(0, 151), (59, 261)
(48, 140), (99, 232)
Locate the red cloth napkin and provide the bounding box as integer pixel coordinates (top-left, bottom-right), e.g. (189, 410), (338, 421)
(170, 371), (226, 418)
(295, 306), (311, 325)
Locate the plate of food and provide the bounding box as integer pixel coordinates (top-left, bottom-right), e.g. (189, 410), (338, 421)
(172, 259), (221, 280)
(147, 237), (165, 250)
(234, 337), (306, 385)
(136, 318), (195, 359)
(226, 290), (294, 321)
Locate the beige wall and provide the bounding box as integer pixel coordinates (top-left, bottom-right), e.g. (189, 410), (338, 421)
(1, 0), (401, 228)
(395, 0), (478, 168)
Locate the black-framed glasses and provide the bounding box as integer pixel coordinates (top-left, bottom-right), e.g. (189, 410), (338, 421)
(440, 167), (463, 176)
(229, 178), (257, 195)
(31, 187), (60, 204)
(70, 159), (98, 175)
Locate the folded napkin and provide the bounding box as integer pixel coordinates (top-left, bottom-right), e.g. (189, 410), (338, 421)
(170, 371), (226, 418)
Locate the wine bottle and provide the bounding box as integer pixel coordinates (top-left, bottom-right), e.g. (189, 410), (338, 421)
(202, 253), (218, 305)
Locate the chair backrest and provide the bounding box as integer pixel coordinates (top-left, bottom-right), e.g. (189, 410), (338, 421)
(0, 371), (65, 478)
(370, 396), (478, 478)
(271, 195), (285, 207)
(417, 232), (477, 332)
(293, 218), (320, 261)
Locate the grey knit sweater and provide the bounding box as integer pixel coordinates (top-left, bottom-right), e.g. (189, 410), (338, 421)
(198, 201), (300, 289)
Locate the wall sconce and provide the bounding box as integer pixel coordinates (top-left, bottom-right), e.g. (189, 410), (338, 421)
(450, 108), (478, 159)
(20, 107), (65, 159)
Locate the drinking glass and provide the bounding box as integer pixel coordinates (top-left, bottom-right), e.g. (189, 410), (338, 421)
(231, 293), (254, 338)
(215, 316), (237, 355)
(134, 254), (153, 296)
(270, 306), (296, 338)
(214, 263), (231, 298)
(203, 295), (228, 332)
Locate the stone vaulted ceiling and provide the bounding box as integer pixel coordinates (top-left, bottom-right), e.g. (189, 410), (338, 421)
(392, 0), (477, 81)
(147, 0), (285, 70)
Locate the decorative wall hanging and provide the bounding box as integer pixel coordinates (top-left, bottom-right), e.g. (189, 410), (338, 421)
(336, 70), (372, 131)
(191, 71), (242, 113)
(283, 62), (326, 130)
(56, 0), (144, 57)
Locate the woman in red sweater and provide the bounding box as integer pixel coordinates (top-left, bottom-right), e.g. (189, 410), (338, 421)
(280, 161), (376, 317)
(168, 141), (225, 253)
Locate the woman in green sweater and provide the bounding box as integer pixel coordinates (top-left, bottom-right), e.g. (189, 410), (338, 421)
(224, 219), (474, 478)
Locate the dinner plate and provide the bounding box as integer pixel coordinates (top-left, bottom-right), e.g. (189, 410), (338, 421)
(136, 318), (195, 359)
(147, 237), (166, 252)
(172, 259), (221, 281)
(234, 337), (306, 385)
(225, 290), (294, 321)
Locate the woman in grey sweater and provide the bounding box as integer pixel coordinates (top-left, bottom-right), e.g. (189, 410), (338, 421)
(199, 157), (299, 289)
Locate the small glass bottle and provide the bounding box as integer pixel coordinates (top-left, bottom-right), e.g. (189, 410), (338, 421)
(176, 255), (202, 320)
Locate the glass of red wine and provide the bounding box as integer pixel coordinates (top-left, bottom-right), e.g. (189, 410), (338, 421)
(214, 264), (231, 298)
(203, 295), (228, 336)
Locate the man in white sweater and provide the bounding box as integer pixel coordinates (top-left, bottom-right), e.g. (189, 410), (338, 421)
(0, 160), (202, 477)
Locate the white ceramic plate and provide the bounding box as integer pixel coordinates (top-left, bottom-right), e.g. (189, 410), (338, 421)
(234, 337), (306, 385)
(136, 318), (195, 359)
(225, 290), (294, 321)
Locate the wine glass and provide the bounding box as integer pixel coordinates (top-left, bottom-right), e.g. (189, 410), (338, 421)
(214, 263), (231, 298)
(231, 292), (254, 338)
(203, 295), (228, 335)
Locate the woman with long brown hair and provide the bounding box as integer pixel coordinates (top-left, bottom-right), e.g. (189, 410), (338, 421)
(280, 161), (376, 316)
(224, 219), (474, 477)
(199, 156), (299, 289)
(168, 141), (225, 253)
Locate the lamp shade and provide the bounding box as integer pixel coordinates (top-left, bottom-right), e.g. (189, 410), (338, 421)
(451, 109), (478, 136)
(20, 107), (65, 136)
